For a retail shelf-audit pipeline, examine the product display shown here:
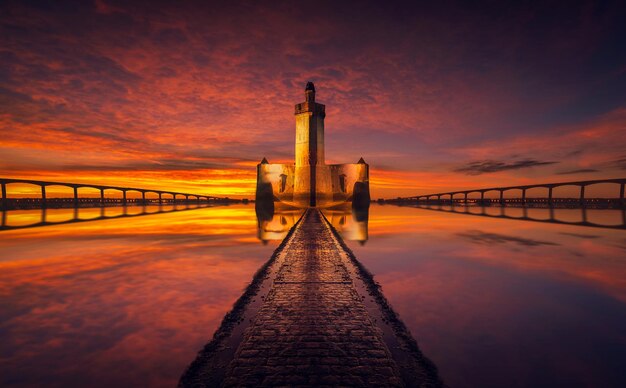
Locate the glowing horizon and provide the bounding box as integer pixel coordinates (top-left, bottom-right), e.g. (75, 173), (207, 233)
(1, 1), (625, 198)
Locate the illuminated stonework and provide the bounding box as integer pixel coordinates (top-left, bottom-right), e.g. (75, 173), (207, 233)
(256, 82), (370, 208)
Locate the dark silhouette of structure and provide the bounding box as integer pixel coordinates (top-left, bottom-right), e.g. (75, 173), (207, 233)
(387, 178), (626, 208)
(0, 177), (236, 210)
(0, 203), (223, 231)
(394, 203), (626, 230)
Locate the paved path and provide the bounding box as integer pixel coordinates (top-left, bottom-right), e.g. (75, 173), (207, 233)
(181, 209), (441, 387)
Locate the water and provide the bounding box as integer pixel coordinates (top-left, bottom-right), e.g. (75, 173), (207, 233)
(0, 205), (277, 387)
(1, 204), (625, 387)
(345, 205), (626, 388)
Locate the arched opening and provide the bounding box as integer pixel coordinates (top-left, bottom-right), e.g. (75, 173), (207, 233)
(502, 188), (524, 200)
(525, 207), (551, 221)
(160, 193), (175, 211)
(482, 189), (500, 205)
(502, 206), (525, 219)
(4, 182), (44, 210)
(551, 184), (582, 207)
(124, 189), (144, 206)
(143, 191), (160, 208)
(585, 182), (621, 208)
(75, 186), (102, 210)
(585, 208), (624, 226)
(525, 186), (548, 200)
(551, 208), (584, 224)
(465, 191), (481, 205)
(101, 188), (125, 207)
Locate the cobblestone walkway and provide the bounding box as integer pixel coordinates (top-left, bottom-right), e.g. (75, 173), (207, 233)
(223, 209), (402, 386)
(181, 209), (441, 387)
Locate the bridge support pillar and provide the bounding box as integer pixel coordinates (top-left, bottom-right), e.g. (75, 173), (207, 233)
(480, 191), (484, 204)
(158, 192), (162, 205)
(499, 190), (504, 205)
(41, 185), (47, 208)
(122, 190), (127, 206)
(580, 185), (586, 207)
(73, 187), (78, 208)
(100, 189), (105, 207)
(1, 182), (6, 210)
(548, 187), (553, 207)
(142, 191), (146, 206)
(620, 183), (625, 208)
(464, 192), (468, 204)
(521, 189), (526, 205)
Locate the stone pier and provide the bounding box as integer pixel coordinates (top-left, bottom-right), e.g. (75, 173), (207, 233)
(180, 209), (441, 387)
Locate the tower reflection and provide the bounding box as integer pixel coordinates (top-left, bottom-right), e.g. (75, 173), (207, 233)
(255, 203), (369, 244)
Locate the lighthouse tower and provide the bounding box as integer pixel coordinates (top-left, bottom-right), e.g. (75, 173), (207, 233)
(293, 82), (330, 206)
(255, 82), (369, 209)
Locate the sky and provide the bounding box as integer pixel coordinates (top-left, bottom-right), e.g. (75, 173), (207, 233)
(1, 0), (625, 198)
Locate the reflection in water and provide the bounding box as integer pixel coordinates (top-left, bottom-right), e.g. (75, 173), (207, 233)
(1, 203), (625, 387)
(0, 205), (276, 387)
(255, 203), (369, 243)
(346, 205), (626, 388)
(0, 204), (220, 231)
(402, 203), (626, 229)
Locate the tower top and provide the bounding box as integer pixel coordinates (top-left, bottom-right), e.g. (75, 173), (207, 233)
(305, 81), (315, 103)
(296, 81), (324, 116)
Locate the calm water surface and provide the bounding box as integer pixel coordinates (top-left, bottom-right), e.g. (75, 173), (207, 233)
(344, 205), (626, 388)
(1, 204), (625, 387)
(0, 205), (278, 387)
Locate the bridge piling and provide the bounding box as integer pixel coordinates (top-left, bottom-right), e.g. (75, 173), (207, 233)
(141, 191), (146, 206)
(158, 192), (162, 205)
(41, 185), (46, 208)
(548, 187), (553, 207)
(100, 189), (105, 207)
(580, 185), (586, 207)
(122, 190), (127, 206)
(521, 188), (526, 205)
(1, 182), (6, 210)
(621, 183), (625, 206)
(499, 190), (504, 205)
(73, 187), (78, 207)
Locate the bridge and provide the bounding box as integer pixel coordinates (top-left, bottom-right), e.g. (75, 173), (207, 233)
(0, 203), (222, 231)
(398, 202), (626, 230)
(0, 177), (236, 210)
(386, 178), (626, 207)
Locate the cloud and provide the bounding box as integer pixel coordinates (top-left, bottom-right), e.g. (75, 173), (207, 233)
(0, 0), (625, 197)
(611, 157), (626, 170)
(454, 159), (557, 175)
(556, 168), (599, 175)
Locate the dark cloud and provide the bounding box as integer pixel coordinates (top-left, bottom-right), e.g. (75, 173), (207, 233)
(457, 230), (559, 247)
(556, 168), (599, 175)
(559, 232), (600, 239)
(454, 159), (557, 175)
(611, 157), (626, 170)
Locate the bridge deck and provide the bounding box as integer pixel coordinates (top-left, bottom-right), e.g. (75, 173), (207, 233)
(181, 209), (440, 387)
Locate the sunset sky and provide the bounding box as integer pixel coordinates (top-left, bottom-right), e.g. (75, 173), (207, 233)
(1, 0), (625, 198)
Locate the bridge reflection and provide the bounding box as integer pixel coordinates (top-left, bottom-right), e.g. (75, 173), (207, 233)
(394, 204), (626, 230)
(256, 204), (369, 244)
(0, 204), (223, 231)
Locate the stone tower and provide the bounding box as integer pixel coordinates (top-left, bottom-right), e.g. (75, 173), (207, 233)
(256, 82), (369, 209)
(294, 82), (330, 206)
